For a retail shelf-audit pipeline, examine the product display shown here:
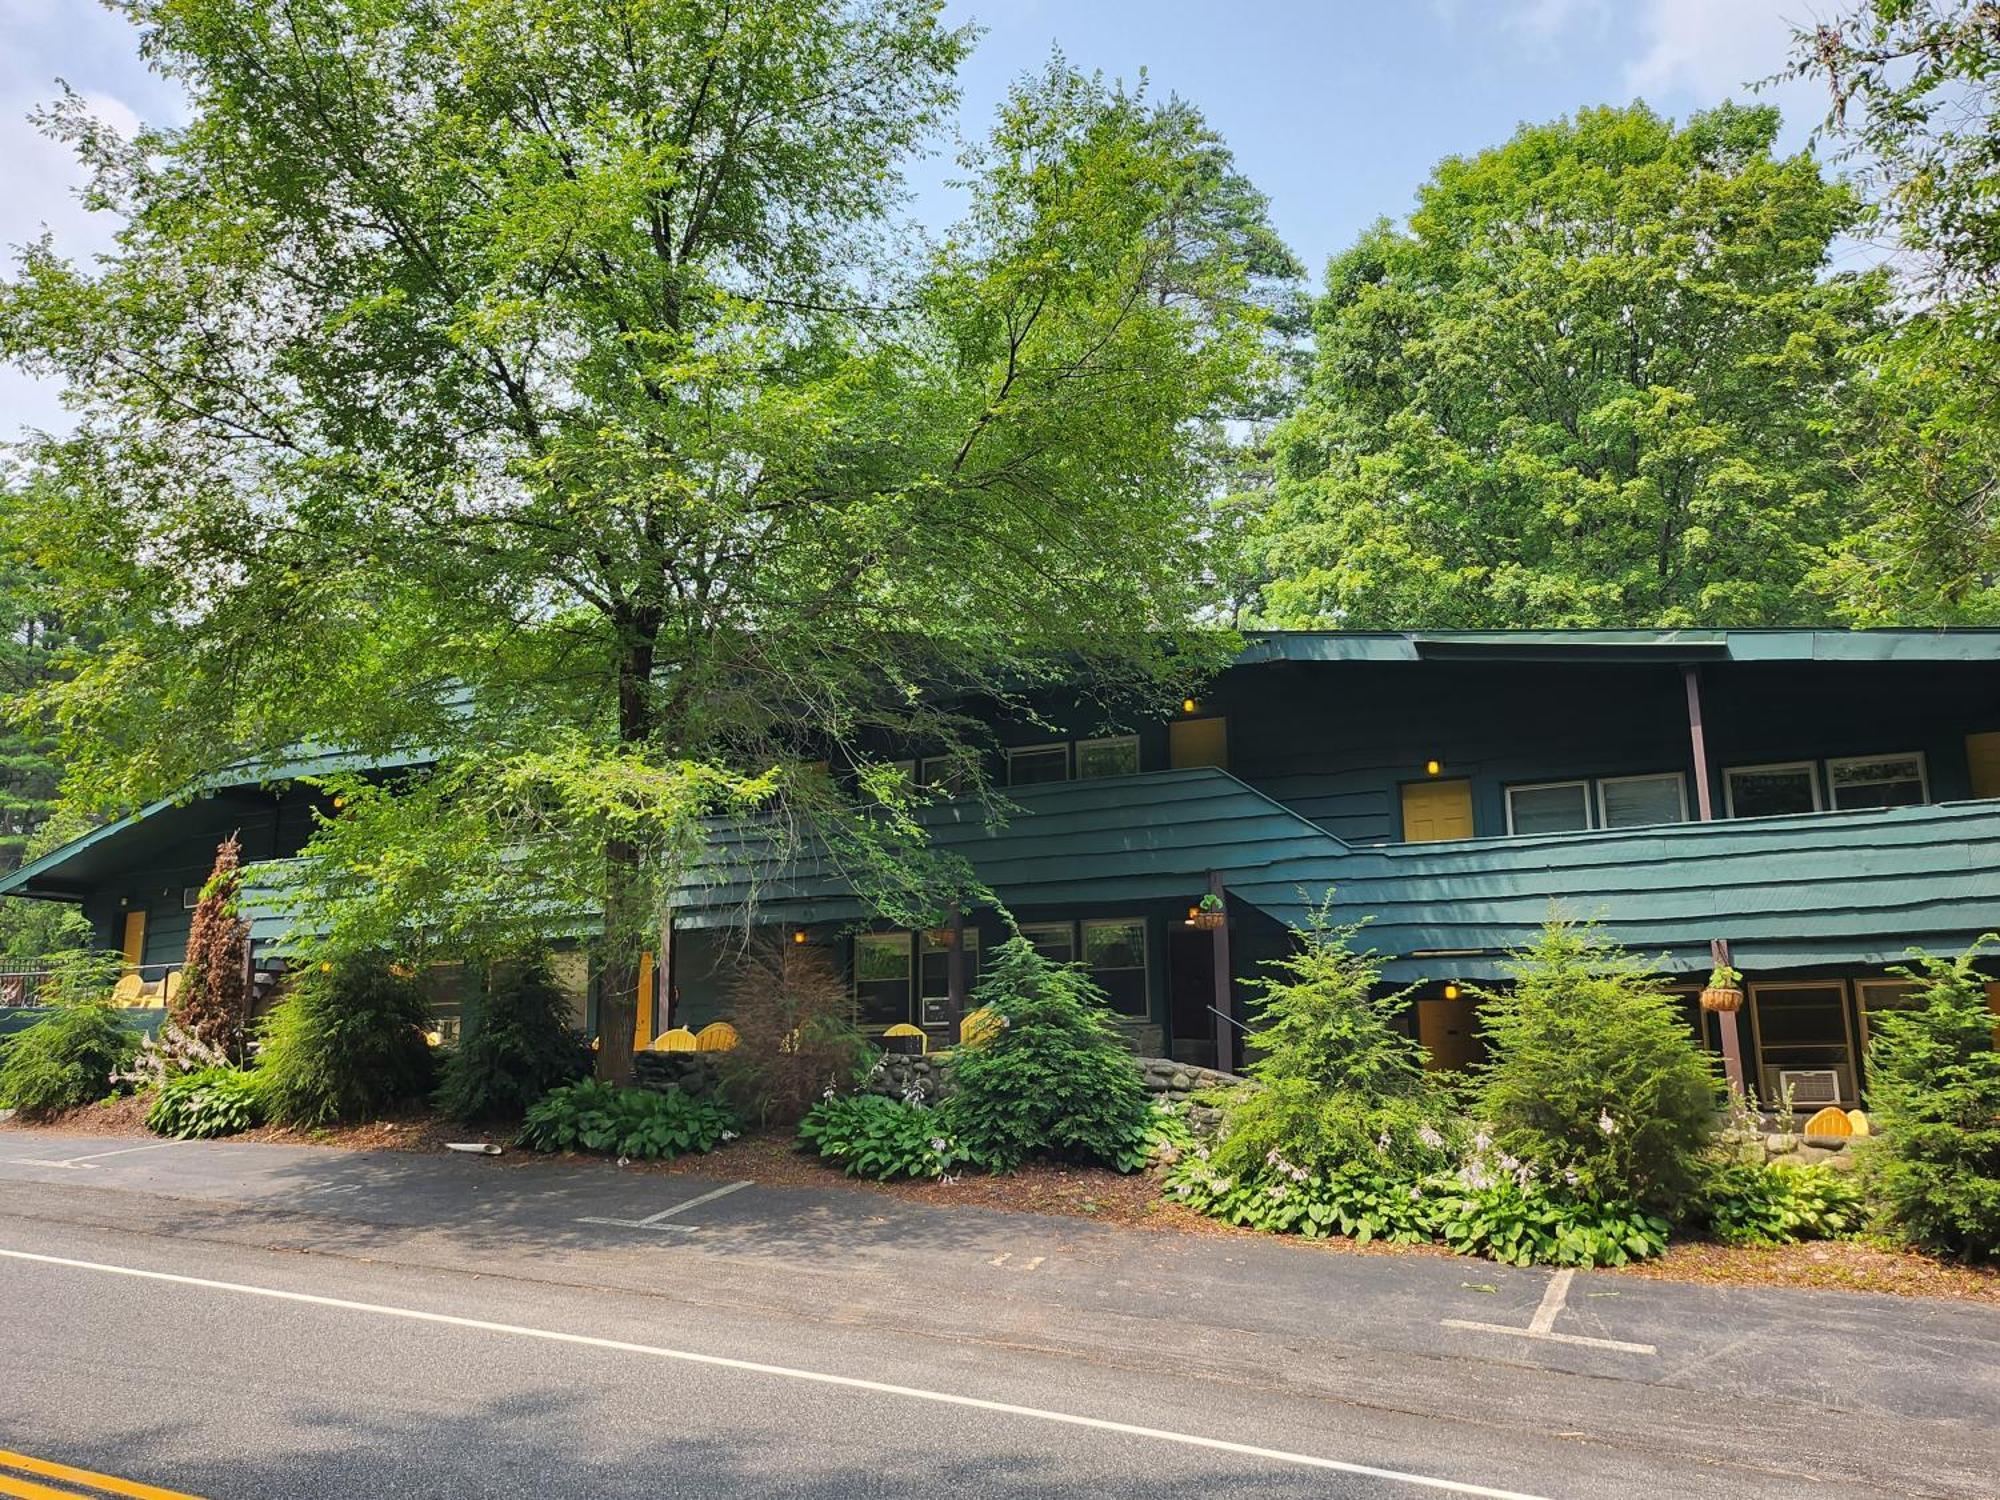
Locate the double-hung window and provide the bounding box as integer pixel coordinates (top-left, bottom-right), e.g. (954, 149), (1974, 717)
(919, 755), (968, 798)
(1075, 735), (1140, 779)
(1827, 753), (1927, 811)
(1019, 922), (1076, 965)
(1597, 772), (1688, 829)
(1505, 780), (1592, 835)
(1005, 743), (1069, 786)
(1082, 918), (1148, 1017)
(1724, 761), (1821, 818)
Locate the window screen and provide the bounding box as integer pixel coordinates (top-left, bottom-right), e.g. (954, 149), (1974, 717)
(1507, 781), (1591, 835)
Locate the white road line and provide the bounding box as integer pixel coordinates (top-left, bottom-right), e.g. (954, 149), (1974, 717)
(0, 1245), (1554, 1500)
(1442, 1269), (1656, 1356)
(0, 1141), (176, 1171)
(579, 1178), (753, 1231)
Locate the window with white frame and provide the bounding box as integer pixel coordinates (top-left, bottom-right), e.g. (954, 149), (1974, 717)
(1827, 752), (1928, 811)
(1005, 743), (1069, 786)
(1019, 921), (1076, 965)
(918, 929), (982, 1027)
(1505, 780), (1592, 835)
(1725, 761), (1820, 819)
(1597, 772), (1688, 829)
(1075, 735), (1140, 779)
(852, 932), (913, 1028)
(1082, 917), (1148, 1016)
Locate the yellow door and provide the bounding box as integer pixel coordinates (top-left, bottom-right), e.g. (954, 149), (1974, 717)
(1170, 717), (1228, 770)
(119, 911), (146, 970)
(1401, 779), (1474, 842)
(1416, 997), (1482, 1071)
(1968, 733), (2000, 799)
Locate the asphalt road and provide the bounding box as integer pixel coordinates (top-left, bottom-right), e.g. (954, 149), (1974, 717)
(0, 1131), (1994, 1499)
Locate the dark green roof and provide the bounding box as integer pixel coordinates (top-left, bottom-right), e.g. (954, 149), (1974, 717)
(1242, 628), (2000, 666)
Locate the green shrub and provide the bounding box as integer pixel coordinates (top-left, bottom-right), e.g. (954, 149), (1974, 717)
(256, 957), (436, 1127)
(1168, 1152), (1440, 1244)
(0, 1002), (137, 1120)
(434, 954), (590, 1122)
(943, 934), (1153, 1172)
(1860, 938), (2000, 1261)
(716, 940), (872, 1127)
(146, 1066), (265, 1139)
(1701, 1162), (1864, 1246)
(797, 1093), (963, 1180)
(1473, 919), (1720, 1214)
(1209, 903), (1459, 1182)
(518, 1079), (737, 1160)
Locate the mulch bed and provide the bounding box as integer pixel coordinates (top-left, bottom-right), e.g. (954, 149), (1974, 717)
(6, 1105), (1995, 1302)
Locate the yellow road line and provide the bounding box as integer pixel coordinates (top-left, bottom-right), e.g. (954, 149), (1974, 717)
(0, 1451), (206, 1500)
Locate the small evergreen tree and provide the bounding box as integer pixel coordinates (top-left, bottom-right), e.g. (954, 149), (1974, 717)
(1212, 905), (1455, 1180)
(257, 955), (435, 1127)
(1474, 919), (1719, 1213)
(716, 939), (869, 1127)
(170, 834), (251, 1058)
(435, 952), (591, 1123)
(1861, 938), (2000, 1262)
(944, 934), (1153, 1172)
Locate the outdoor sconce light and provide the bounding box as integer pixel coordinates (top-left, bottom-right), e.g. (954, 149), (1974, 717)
(1442, 982), (1462, 1001)
(1182, 698), (1199, 714)
(1425, 758), (1444, 776)
(791, 929), (808, 945)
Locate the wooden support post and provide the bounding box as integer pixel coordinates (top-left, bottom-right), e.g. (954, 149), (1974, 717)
(946, 902), (967, 1036)
(1208, 871), (1234, 1074)
(658, 911), (675, 1036)
(1685, 666), (1748, 1095)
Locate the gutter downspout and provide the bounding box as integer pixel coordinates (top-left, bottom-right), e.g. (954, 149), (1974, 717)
(1684, 664), (1748, 1097)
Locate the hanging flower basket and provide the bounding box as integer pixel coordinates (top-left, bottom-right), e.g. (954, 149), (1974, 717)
(1700, 986), (1744, 1014)
(924, 927), (954, 947)
(1187, 907), (1226, 932)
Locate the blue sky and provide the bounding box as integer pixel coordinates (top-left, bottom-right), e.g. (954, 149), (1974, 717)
(0, 0), (1838, 439)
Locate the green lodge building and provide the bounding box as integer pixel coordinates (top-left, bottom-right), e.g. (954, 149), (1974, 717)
(8, 628), (2000, 1108)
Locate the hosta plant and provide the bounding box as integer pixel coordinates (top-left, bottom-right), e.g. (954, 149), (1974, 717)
(797, 1093), (963, 1181)
(518, 1079), (737, 1161)
(146, 1066), (264, 1140)
(1701, 1162), (1864, 1246)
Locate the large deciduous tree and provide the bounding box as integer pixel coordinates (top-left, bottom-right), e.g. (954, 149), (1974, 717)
(1793, 2), (2000, 623)
(0, 1), (1285, 1078)
(1251, 103), (1885, 629)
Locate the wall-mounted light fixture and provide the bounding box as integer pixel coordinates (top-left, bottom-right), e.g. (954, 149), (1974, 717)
(1182, 698), (1199, 714)
(1442, 981), (1462, 1001)
(791, 929), (808, 945)
(1425, 758), (1444, 776)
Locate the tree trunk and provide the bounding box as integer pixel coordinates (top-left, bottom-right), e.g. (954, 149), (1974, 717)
(595, 836), (642, 1085)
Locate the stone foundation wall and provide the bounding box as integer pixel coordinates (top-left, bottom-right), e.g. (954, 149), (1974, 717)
(1751, 1130), (1860, 1171)
(861, 1051), (1241, 1106)
(632, 1050), (723, 1098)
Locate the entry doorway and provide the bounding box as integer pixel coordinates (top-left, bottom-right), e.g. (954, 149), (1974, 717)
(1415, 996), (1483, 1072)
(1169, 924), (1220, 1069)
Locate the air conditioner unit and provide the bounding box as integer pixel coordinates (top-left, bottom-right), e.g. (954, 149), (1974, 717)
(1777, 1069), (1843, 1108)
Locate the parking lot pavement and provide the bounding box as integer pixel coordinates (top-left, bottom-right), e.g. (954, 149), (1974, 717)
(2, 1130), (1995, 1497)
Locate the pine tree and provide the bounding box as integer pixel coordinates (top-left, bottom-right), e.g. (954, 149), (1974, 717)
(171, 834), (250, 1058)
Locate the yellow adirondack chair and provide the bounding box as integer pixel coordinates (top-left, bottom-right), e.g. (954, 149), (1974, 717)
(882, 1022), (928, 1054)
(1802, 1105), (1854, 1139)
(110, 973), (145, 1007)
(960, 1006), (1002, 1048)
(651, 1027), (698, 1053)
(694, 1021), (740, 1053)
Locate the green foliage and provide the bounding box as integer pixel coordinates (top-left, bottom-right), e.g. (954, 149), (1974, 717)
(1430, 1178), (1670, 1269)
(1474, 919), (1720, 1213)
(943, 935), (1154, 1172)
(518, 1080), (737, 1161)
(0, 1), (1284, 1087)
(1252, 102), (1883, 628)
(255, 958), (436, 1128)
(145, 1066), (264, 1140)
(1859, 939), (2000, 1261)
(1701, 1162), (1865, 1246)
(715, 940), (872, 1127)
(1168, 1153), (1439, 1245)
(434, 954), (590, 1123)
(0, 1000), (136, 1119)
(797, 1093), (963, 1181)
(1209, 903), (1458, 1182)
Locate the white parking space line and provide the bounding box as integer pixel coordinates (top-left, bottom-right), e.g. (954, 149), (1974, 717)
(579, 1178), (753, 1231)
(0, 1246), (1557, 1500)
(0, 1141), (177, 1171)
(1442, 1268), (1656, 1356)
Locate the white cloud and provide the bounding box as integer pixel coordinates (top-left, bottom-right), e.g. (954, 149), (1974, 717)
(1623, 0), (1818, 101)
